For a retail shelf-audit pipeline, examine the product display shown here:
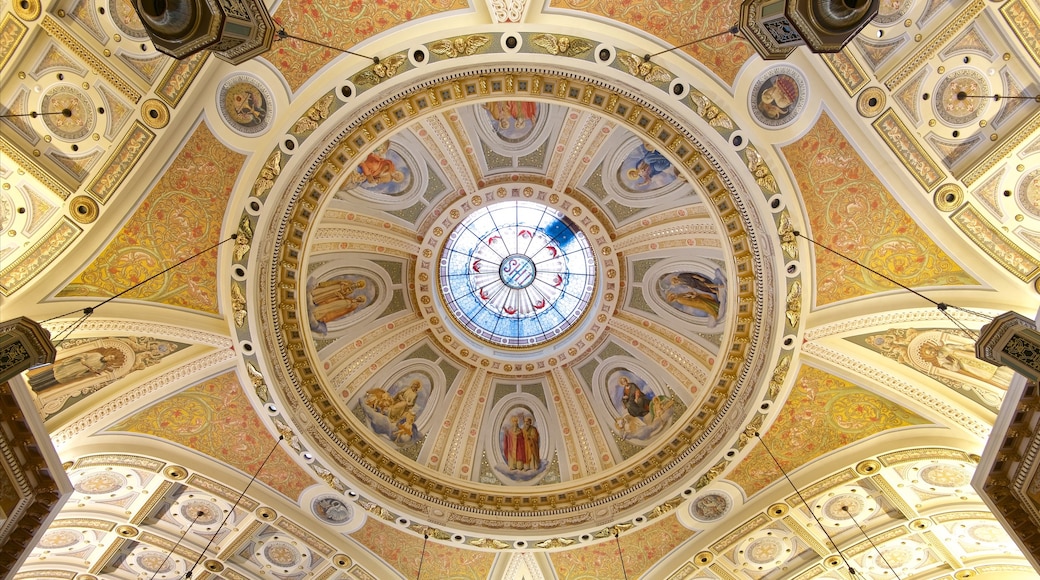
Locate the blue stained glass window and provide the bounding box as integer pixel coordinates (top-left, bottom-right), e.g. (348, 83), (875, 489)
(439, 201), (596, 347)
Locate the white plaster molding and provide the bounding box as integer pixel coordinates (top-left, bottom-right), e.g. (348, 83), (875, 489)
(804, 308), (997, 341)
(801, 341), (991, 439)
(51, 349), (236, 447)
(486, 0), (530, 26)
(41, 318), (232, 348)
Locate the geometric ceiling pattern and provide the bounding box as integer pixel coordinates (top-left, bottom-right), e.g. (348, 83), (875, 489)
(3, 0), (1040, 578)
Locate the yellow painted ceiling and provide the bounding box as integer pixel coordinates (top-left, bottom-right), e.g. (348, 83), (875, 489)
(3, 0), (1040, 578)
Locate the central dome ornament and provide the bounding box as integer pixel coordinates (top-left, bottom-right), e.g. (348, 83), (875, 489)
(439, 200), (595, 347)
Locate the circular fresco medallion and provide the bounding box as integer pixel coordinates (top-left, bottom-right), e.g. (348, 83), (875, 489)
(745, 536), (784, 566)
(439, 200), (595, 347)
(312, 494), (354, 525)
(179, 499), (223, 526)
(262, 540), (301, 567)
(690, 491), (732, 522)
(749, 65), (807, 128)
(38, 529), (83, 550)
(136, 550), (175, 573)
(919, 463), (970, 488)
(108, 0), (148, 38)
(40, 85), (95, 141)
(218, 74), (274, 135)
(74, 470), (126, 495)
(1016, 168), (1040, 220)
(821, 493), (866, 520)
(934, 68), (990, 126)
(968, 523), (1007, 543)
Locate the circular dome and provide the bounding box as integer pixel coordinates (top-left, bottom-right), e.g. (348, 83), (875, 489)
(439, 200), (595, 347)
(239, 60), (786, 542)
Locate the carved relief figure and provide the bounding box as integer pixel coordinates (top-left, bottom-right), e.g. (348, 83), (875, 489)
(657, 269), (727, 326)
(608, 370), (675, 441)
(306, 274), (376, 335)
(358, 372), (432, 446)
(618, 143), (679, 192)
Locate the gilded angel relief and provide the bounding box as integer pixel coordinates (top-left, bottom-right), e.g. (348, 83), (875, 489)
(430, 35), (490, 58)
(531, 33), (593, 56)
(355, 55), (407, 86)
(617, 53), (671, 83)
(292, 94), (334, 133)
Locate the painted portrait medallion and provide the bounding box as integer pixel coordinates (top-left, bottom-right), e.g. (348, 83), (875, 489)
(312, 494), (354, 525)
(218, 74), (274, 135)
(749, 66), (807, 128)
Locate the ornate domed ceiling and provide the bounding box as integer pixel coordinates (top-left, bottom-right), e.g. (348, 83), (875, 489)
(237, 61), (787, 540)
(4, 0), (1040, 578)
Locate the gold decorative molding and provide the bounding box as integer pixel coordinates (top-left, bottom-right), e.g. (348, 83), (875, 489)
(0, 13), (27, 70)
(872, 108), (944, 190)
(156, 51), (209, 107)
(88, 536), (126, 575)
(11, 0), (40, 21)
(0, 135), (74, 199)
(141, 98), (170, 129)
(39, 16), (140, 103)
(782, 515), (830, 556)
(821, 49), (867, 96)
(1002, 0), (1040, 69)
(86, 121), (155, 202)
(0, 217), (80, 295)
(129, 480), (173, 525)
(884, 0), (985, 91)
(952, 204), (1040, 281)
(871, 474), (917, 520)
(879, 447), (974, 466)
(960, 107), (1040, 186)
(934, 183), (964, 212)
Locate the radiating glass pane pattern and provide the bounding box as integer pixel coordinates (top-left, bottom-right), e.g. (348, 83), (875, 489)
(439, 201), (596, 347)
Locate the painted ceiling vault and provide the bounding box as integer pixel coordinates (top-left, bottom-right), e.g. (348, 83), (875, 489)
(3, 0), (1040, 578)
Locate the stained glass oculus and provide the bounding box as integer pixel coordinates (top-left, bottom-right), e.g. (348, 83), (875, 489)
(439, 201), (596, 347)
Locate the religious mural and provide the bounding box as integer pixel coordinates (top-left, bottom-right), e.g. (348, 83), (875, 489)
(656, 269), (727, 326)
(340, 141), (412, 196)
(481, 101), (539, 141)
(851, 328), (1012, 412)
(494, 405), (546, 482)
(618, 143), (680, 193)
(26, 336), (186, 419)
(305, 273), (377, 335)
(607, 369), (676, 442)
(358, 371), (433, 446)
